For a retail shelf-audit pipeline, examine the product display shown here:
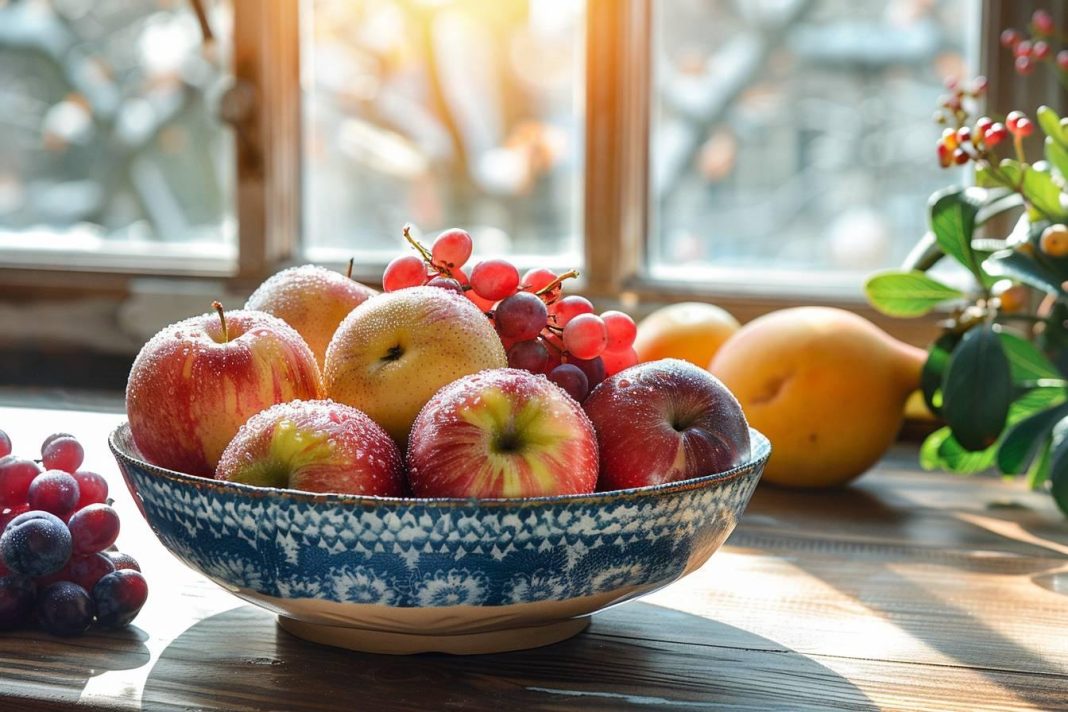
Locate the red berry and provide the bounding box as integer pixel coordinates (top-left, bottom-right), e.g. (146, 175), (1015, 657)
(984, 123), (1008, 147)
(1033, 9), (1054, 36)
(1058, 51), (1068, 71)
(601, 311), (638, 350)
(937, 142), (952, 167)
(601, 347), (639, 377)
(972, 76), (988, 94)
(0, 431), (10, 459)
(1013, 117), (1035, 137)
(27, 470), (80, 519)
(1000, 29), (1022, 48)
(107, 552), (141, 572)
(382, 255), (428, 292)
(521, 268), (558, 294)
(1033, 41), (1051, 60)
(40, 433), (74, 452)
(0, 504), (30, 532)
(0, 457), (40, 508)
(975, 117), (993, 135)
(956, 126), (971, 144)
(66, 553), (116, 593)
(550, 295), (595, 326)
(430, 228), (473, 270)
(93, 570), (149, 628)
(562, 314), (608, 360)
(952, 148), (969, 165)
(41, 436), (83, 473)
(68, 504), (120, 555)
(1015, 40), (1033, 58)
(470, 259), (521, 301)
(71, 471), (108, 509)
(1006, 111), (1025, 131)
(1015, 56), (1035, 75)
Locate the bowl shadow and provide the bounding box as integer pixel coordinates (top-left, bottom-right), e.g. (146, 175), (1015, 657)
(140, 603), (873, 711)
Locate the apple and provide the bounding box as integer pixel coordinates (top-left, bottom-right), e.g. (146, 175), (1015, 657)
(582, 358), (750, 490)
(323, 286), (507, 446)
(215, 400), (405, 496)
(407, 368), (598, 498)
(245, 264), (376, 369)
(126, 304), (323, 477)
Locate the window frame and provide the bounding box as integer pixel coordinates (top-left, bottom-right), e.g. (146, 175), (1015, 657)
(3, 0), (1057, 349)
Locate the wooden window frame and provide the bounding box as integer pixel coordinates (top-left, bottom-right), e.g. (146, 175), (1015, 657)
(3, 0), (1059, 350)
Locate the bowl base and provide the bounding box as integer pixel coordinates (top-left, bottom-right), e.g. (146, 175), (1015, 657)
(277, 614), (590, 655)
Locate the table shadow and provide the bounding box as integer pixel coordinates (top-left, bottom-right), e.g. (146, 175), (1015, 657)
(140, 603), (875, 711)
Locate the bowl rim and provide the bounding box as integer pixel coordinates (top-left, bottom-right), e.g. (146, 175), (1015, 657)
(109, 422), (769, 508)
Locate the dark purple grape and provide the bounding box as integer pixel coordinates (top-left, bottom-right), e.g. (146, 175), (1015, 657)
(426, 276), (464, 294)
(0, 430), (10, 458)
(0, 456), (40, 507)
(494, 292), (548, 341)
(0, 574), (35, 630)
(68, 504), (120, 554)
(107, 552), (141, 572)
(37, 581), (94, 636)
(27, 470), (80, 519)
(0, 510), (72, 577)
(93, 570), (148, 628)
(568, 356), (606, 390)
(548, 364), (589, 402)
(66, 553), (116, 593)
(41, 436), (84, 473)
(72, 471), (109, 509)
(507, 339), (551, 374)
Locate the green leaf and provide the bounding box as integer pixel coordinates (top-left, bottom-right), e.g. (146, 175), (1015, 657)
(921, 332), (959, 415)
(929, 187), (984, 281)
(983, 249), (1066, 295)
(999, 159), (1067, 222)
(864, 270), (964, 317)
(997, 331), (1061, 382)
(1026, 438), (1052, 489)
(996, 401), (1068, 474)
(1046, 417), (1068, 516)
(1045, 137), (1068, 182)
(901, 232), (942, 273)
(1037, 106), (1066, 146)
(941, 325), (1013, 451)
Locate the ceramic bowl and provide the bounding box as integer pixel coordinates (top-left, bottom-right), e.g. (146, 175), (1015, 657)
(109, 422), (769, 655)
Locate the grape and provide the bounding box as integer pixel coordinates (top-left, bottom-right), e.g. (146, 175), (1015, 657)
(66, 553), (117, 593)
(601, 347), (639, 377)
(93, 570), (149, 628)
(494, 292), (548, 341)
(0, 511), (72, 577)
(522, 268), (557, 293)
(548, 364), (589, 402)
(27, 471), (80, 519)
(563, 314), (608, 360)
(382, 255), (428, 291)
(0, 574), (35, 630)
(107, 552), (141, 573)
(68, 504), (120, 555)
(72, 470), (108, 509)
(602, 311), (637, 350)
(0, 556), (8, 577)
(0, 431), (10, 458)
(0, 505), (29, 532)
(426, 276), (464, 294)
(466, 290), (497, 313)
(0, 456), (41, 507)
(470, 259), (520, 301)
(568, 356), (606, 390)
(507, 339), (551, 374)
(38, 581), (94, 636)
(41, 436), (84, 473)
(550, 296), (594, 326)
(430, 228), (473, 269)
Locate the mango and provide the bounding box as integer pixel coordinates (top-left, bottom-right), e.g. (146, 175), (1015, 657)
(709, 307), (925, 488)
(634, 302), (740, 368)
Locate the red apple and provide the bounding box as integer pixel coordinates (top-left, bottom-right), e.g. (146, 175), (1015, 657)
(407, 369), (598, 498)
(215, 400), (405, 496)
(126, 304), (323, 477)
(583, 358), (750, 490)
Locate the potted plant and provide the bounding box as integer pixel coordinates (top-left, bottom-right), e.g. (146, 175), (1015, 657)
(865, 9), (1068, 516)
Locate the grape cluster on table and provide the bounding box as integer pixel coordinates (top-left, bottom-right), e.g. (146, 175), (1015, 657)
(383, 226), (639, 402)
(0, 430), (148, 637)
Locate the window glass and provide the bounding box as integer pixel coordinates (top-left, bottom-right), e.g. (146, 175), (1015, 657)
(650, 0), (972, 291)
(304, 0), (584, 264)
(0, 0), (234, 260)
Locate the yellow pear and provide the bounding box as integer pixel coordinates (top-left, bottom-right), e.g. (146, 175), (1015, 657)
(709, 307), (925, 488)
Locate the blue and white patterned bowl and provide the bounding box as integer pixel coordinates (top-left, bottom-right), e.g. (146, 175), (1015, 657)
(110, 422), (769, 654)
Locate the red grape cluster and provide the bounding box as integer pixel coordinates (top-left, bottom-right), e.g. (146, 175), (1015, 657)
(0, 431), (148, 637)
(382, 226), (639, 402)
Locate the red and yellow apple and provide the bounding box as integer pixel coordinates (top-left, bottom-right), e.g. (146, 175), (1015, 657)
(323, 287), (507, 446)
(583, 359), (750, 490)
(407, 368), (598, 498)
(126, 305), (323, 477)
(245, 264), (377, 369)
(215, 400), (405, 496)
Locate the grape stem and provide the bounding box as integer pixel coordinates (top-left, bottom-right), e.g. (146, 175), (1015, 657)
(402, 224), (452, 277)
(534, 269), (580, 298)
(212, 301), (229, 343)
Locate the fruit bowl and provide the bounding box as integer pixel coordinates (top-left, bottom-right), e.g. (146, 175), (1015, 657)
(109, 422), (769, 655)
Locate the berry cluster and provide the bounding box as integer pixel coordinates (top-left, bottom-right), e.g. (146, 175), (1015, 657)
(935, 110), (1032, 169)
(382, 226), (639, 402)
(0, 431), (148, 637)
(1000, 9), (1068, 77)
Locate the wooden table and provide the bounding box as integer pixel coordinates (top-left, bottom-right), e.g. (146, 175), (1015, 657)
(1, 395), (1066, 711)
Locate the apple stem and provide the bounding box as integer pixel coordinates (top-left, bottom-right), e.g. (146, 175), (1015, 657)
(212, 301), (229, 343)
(346, 258), (354, 279)
(534, 269), (580, 298)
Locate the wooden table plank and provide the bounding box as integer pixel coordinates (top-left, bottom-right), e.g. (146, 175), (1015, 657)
(0, 400), (1066, 711)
